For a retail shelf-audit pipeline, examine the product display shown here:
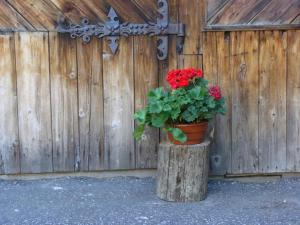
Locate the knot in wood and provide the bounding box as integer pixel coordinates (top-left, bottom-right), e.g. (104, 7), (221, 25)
(239, 63), (247, 80)
(69, 71), (76, 79)
(79, 109), (85, 118)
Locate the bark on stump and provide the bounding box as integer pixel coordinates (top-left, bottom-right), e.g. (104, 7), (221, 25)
(156, 141), (210, 202)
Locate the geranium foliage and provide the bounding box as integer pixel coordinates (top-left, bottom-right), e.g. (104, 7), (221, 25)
(134, 68), (226, 143)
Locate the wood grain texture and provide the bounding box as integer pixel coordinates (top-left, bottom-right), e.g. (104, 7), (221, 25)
(203, 32), (218, 84)
(274, 0), (300, 24)
(103, 37), (135, 170)
(212, 32), (232, 175)
(206, 0), (300, 29)
(49, 0), (108, 24)
(7, 0), (64, 31)
(0, 0), (34, 31)
(286, 30), (300, 172)
(179, 0), (203, 54)
(207, 0), (229, 20)
(210, 0), (271, 25)
(178, 54), (202, 69)
(15, 32), (52, 173)
(252, 0), (298, 25)
(203, 32), (232, 175)
(134, 37), (159, 169)
(231, 31), (259, 174)
(292, 14), (300, 24)
(259, 30), (287, 173)
(156, 142), (210, 202)
(105, 0), (151, 23)
(0, 34), (20, 174)
(130, 0), (158, 22)
(77, 38), (104, 171)
(49, 33), (79, 172)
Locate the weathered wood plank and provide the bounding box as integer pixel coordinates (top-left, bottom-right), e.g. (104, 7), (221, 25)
(77, 38), (104, 171)
(251, 0), (300, 24)
(286, 30), (300, 172)
(106, 0), (150, 23)
(231, 31), (259, 174)
(259, 30), (287, 173)
(134, 37), (159, 169)
(292, 14), (300, 24)
(252, 0), (296, 25)
(179, 0), (203, 54)
(49, 0), (108, 23)
(49, 33), (79, 172)
(7, 0), (64, 31)
(178, 54), (202, 69)
(204, 32), (231, 175)
(0, 1), (34, 31)
(15, 32), (52, 173)
(211, 32), (232, 175)
(207, 0), (229, 20)
(130, 0), (158, 22)
(209, 0), (272, 25)
(203, 32), (218, 84)
(0, 34), (20, 174)
(206, 0), (300, 29)
(103, 37), (135, 170)
(274, 0), (300, 24)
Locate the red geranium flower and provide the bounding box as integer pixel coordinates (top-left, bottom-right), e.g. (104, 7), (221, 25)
(209, 86), (222, 100)
(166, 68), (203, 90)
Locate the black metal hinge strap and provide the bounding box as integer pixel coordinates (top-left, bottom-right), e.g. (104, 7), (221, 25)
(57, 0), (185, 60)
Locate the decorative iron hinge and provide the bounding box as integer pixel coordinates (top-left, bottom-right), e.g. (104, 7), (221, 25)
(57, 0), (185, 60)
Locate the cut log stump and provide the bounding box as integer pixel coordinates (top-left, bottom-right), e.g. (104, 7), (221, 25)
(156, 141), (210, 202)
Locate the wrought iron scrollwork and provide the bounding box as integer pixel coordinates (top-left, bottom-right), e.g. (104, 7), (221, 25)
(57, 0), (185, 60)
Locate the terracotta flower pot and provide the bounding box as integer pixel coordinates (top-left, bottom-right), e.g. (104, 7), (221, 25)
(167, 121), (209, 145)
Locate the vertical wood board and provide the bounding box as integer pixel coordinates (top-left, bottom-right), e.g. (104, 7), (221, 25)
(231, 31), (259, 174)
(103, 37), (135, 170)
(179, 0), (203, 54)
(134, 37), (159, 169)
(15, 32), (53, 173)
(49, 33), (79, 172)
(286, 30), (300, 172)
(0, 34), (20, 174)
(77, 38), (104, 171)
(212, 32), (232, 174)
(259, 30), (287, 173)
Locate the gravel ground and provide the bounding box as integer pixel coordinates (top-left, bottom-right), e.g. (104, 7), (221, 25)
(0, 177), (299, 225)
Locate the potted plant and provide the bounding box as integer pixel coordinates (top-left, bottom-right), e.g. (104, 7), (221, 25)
(134, 68), (226, 145)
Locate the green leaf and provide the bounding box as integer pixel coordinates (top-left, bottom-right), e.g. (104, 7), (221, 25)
(189, 86), (202, 100)
(182, 106), (198, 122)
(151, 112), (169, 128)
(208, 98), (216, 108)
(148, 87), (164, 100)
(133, 124), (145, 140)
(134, 109), (147, 123)
(171, 128), (187, 143)
(149, 102), (163, 113)
(162, 104), (172, 112)
(171, 107), (181, 120)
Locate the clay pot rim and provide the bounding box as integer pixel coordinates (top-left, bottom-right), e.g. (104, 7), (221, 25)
(173, 121), (208, 127)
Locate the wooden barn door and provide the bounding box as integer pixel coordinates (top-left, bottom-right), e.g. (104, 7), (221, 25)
(0, 0), (204, 174)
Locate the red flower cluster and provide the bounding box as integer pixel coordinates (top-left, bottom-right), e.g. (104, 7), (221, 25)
(209, 86), (222, 100)
(166, 68), (203, 89)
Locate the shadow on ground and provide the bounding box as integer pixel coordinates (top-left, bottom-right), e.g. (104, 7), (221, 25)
(0, 177), (299, 225)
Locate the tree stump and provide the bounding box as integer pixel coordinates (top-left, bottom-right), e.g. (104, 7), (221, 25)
(156, 141), (210, 202)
